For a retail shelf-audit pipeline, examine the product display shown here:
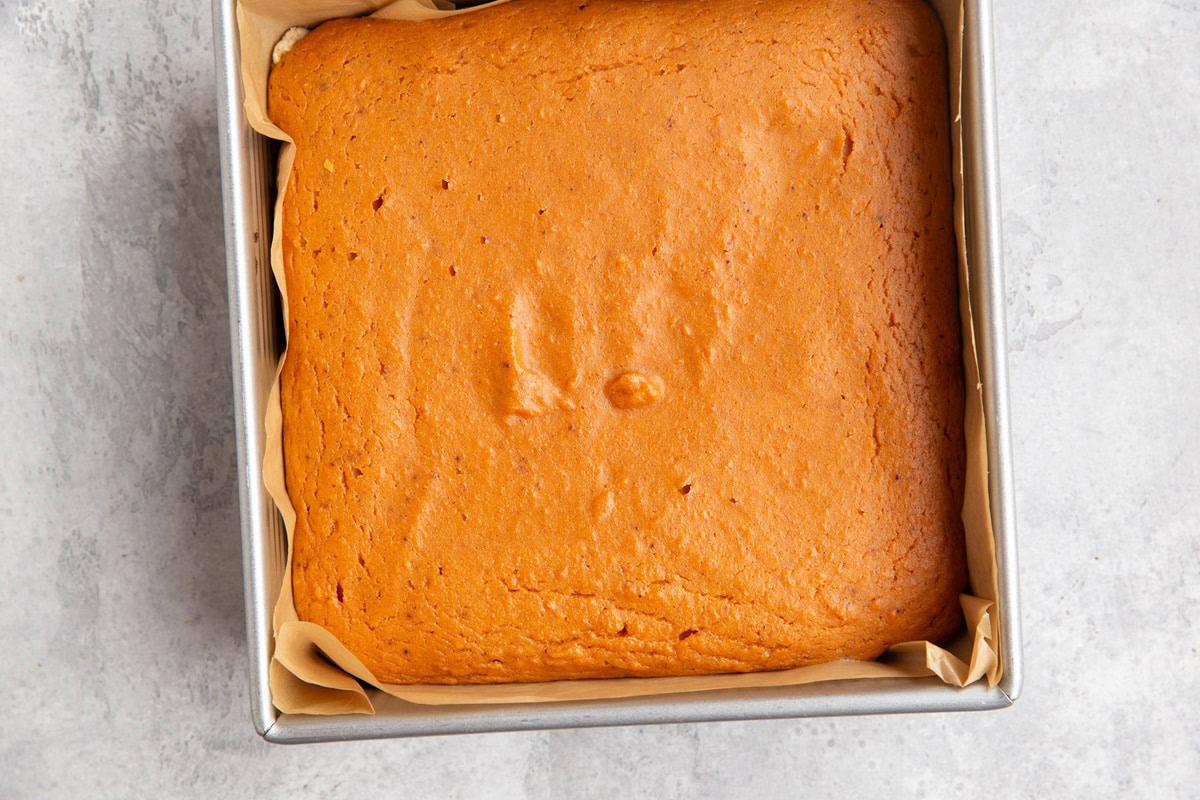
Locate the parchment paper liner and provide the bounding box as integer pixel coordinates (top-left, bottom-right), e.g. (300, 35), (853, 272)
(237, 0), (1000, 714)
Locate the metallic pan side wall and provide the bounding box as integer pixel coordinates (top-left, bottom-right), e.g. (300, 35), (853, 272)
(963, 0), (1024, 702)
(213, 0), (282, 737)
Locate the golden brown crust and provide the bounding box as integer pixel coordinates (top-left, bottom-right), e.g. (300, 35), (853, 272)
(270, 0), (966, 685)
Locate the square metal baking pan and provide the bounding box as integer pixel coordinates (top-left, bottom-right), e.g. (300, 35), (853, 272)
(213, 0), (1022, 743)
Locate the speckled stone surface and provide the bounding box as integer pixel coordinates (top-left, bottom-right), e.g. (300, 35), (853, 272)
(1, 0), (1197, 796)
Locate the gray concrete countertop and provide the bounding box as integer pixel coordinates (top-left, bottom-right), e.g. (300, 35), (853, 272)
(2, 0), (1197, 796)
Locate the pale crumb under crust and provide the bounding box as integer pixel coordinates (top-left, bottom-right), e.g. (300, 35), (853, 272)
(272, 26), (309, 65)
